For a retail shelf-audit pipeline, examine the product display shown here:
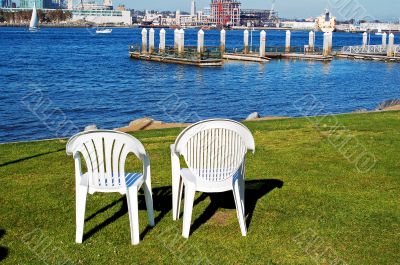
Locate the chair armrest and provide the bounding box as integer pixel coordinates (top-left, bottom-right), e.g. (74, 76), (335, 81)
(170, 144), (180, 173)
(73, 153), (83, 184)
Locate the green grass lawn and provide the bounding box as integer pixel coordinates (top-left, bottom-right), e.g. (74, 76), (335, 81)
(0, 111), (399, 264)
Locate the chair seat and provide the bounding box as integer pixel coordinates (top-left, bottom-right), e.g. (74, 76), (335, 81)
(180, 168), (240, 193)
(80, 172), (144, 194)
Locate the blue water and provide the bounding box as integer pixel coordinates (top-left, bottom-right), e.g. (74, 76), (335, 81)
(0, 27), (399, 143)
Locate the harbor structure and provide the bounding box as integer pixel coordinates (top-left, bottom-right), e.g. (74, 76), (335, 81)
(129, 28), (224, 67)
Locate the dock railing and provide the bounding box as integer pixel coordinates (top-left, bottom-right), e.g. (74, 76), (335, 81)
(226, 46), (324, 55)
(129, 45), (222, 61)
(341, 45), (400, 56)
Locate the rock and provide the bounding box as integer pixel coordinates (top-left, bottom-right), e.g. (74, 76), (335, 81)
(245, 112), (261, 121)
(376, 99), (400, 110)
(85, 124), (98, 131)
(116, 117), (190, 133)
(353, 108), (368, 113)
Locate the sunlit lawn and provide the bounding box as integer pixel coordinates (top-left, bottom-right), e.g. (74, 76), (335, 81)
(0, 111), (399, 264)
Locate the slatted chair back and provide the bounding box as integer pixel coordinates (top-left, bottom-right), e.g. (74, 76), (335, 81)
(174, 119), (255, 183)
(66, 130), (147, 191)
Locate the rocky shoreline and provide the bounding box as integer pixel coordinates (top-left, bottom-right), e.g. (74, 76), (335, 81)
(111, 101), (400, 133)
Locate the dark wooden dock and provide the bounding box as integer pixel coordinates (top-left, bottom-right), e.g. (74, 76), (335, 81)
(129, 45), (224, 67)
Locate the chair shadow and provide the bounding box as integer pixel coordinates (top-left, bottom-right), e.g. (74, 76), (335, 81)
(189, 179), (284, 235)
(82, 179), (283, 241)
(0, 229), (8, 261)
(0, 148), (65, 167)
(83, 186), (189, 242)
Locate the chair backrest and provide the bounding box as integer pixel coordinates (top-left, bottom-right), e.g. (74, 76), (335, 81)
(66, 130), (147, 189)
(174, 119), (255, 182)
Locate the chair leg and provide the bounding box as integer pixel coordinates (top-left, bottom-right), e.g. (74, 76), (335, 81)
(176, 177), (184, 220)
(172, 174), (182, 221)
(127, 187), (140, 245)
(143, 179), (155, 226)
(233, 181), (247, 236)
(182, 184), (196, 239)
(75, 185), (87, 243)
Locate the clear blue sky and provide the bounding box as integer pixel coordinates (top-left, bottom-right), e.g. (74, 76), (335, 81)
(114, 0), (400, 20)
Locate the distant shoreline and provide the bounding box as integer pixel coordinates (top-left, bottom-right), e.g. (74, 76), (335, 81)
(0, 23), (373, 32)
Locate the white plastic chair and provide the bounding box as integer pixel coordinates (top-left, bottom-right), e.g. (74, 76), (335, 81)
(170, 119), (255, 238)
(66, 130), (154, 245)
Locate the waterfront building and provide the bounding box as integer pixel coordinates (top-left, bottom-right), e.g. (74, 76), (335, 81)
(210, 0), (241, 26)
(280, 21), (315, 30)
(67, 0), (73, 10)
(203, 6), (211, 16)
(44, 0), (64, 9)
(1, 0), (13, 8)
(240, 9), (279, 27)
(20, 0), (44, 8)
(71, 9), (132, 24)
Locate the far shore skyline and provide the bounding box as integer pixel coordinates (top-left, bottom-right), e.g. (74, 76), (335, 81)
(112, 0), (400, 21)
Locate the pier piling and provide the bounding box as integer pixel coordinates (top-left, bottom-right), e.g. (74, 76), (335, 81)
(260, 30), (266, 57)
(362, 32), (367, 48)
(141, 28), (148, 54)
(159, 28), (166, 53)
(149, 28), (155, 54)
(387, 33), (395, 57)
(323, 33), (329, 56)
(174, 29), (179, 51)
(327, 32), (333, 54)
(220, 29), (226, 54)
(178, 29), (185, 54)
(309, 31), (315, 51)
(198, 29), (204, 54)
(285, 30), (291, 53)
(382, 32), (387, 48)
(244, 30), (249, 54)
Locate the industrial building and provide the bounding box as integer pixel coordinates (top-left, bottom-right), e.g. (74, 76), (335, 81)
(240, 9), (279, 27)
(19, 0), (64, 9)
(210, 0), (241, 26)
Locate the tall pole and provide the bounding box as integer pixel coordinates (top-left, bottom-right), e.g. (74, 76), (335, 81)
(285, 30), (291, 53)
(141, 28), (147, 54)
(159, 28), (166, 53)
(149, 28), (155, 54)
(243, 29), (249, 54)
(260, 30), (266, 57)
(220, 29), (226, 54)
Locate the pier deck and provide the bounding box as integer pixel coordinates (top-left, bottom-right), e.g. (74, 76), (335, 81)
(129, 45), (223, 67)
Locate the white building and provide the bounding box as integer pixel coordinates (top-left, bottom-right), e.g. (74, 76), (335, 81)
(280, 21), (316, 30)
(72, 10), (133, 25)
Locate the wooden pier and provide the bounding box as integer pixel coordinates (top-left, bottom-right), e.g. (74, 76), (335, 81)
(129, 46), (224, 67)
(129, 28), (399, 66)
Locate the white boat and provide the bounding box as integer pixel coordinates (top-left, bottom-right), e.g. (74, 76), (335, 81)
(29, 2), (39, 32)
(96, 29), (112, 34)
(375, 29), (383, 36)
